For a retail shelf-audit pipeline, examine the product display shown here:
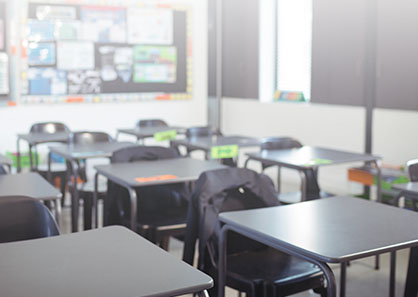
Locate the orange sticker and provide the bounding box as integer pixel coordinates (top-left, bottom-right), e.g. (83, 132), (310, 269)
(135, 175), (178, 183)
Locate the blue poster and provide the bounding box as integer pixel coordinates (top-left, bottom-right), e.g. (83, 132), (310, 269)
(28, 42), (56, 66)
(28, 68), (66, 95)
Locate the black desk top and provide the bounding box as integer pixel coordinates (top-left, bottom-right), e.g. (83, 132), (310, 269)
(0, 226), (213, 297)
(392, 182), (418, 194)
(118, 126), (186, 138)
(0, 172), (61, 201)
(49, 141), (135, 160)
(171, 135), (262, 151)
(17, 132), (69, 145)
(246, 146), (381, 170)
(95, 158), (226, 187)
(220, 196), (418, 263)
(0, 154), (12, 166)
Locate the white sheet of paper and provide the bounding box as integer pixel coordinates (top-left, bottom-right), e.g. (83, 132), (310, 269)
(128, 8), (173, 45)
(57, 41), (94, 70)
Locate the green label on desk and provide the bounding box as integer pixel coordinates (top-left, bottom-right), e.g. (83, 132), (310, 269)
(211, 145), (239, 159)
(154, 130), (177, 142)
(304, 158), (333, 166)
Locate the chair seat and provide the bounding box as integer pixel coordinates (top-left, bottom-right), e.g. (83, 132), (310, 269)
(36, 163), (67, 173)
(77, 180), (108, 193)
(227, 248), (322, 285)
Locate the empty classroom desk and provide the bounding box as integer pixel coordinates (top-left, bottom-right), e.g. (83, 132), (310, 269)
(218, 196), (418, 297)
(0, 153), (13, 172)
(245, 146), (382, 202)
(16, 131), (69, 172)
(48, 141), (135, 232)
(0, 172), (62, 224)
(0, 226), (213, 297)
(94, 157), (226, 230)
(117, 126), (186, 141)
(171, 135), (262, 160)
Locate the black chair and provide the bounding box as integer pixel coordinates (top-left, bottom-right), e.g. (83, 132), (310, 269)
(394, 159), (418, 210)
(183, 167), (326, 297)
(68, 131), (112, 230)
(29, 122), (70, 206)
(137, 119), (168, 128)
(105, 145), (190, 250)
(0, 196), (59, 243)
(0, 165), (7, 175)
(252, 137), (327, 202)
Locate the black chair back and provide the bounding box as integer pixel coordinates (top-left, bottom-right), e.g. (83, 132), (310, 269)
(70, 131), (113, 145)
(106, 146), (188, 226)
(30, 122), (70, 134)
(407, 159), (418, 182)
(186, 126), (221, 138)
(137, 119), (168, 128)
(0, 196), (59, 243)
(261, 137), (302, 151)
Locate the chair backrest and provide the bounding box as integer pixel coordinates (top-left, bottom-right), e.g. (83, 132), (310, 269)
(111, 145), (179, 163)
(186, 126), (221, 138)
(0, 196), (60, 243)
(0, 165), (7, 175)
(69, 131), (113, 145)
(137, 119), (168, 128)
(261, 137), (303, 151)
(407, 159), (418, 182)
(183, 167), (279, 268)
(106, 146), (186, 225)
(30, 122), (70, 134)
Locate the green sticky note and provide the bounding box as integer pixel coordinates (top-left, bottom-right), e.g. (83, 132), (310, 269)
(154, 130), (177, 142)
(304, 158), (333, 166)
(211, 145), (239, 159)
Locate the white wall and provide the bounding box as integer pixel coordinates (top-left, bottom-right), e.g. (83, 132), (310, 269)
(221, 98), (418, 194)
(0, 0), (208, 154)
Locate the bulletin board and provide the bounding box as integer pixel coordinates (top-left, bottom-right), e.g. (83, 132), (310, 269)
(0, 1), (9, 99)
(19, 0), (193, 105)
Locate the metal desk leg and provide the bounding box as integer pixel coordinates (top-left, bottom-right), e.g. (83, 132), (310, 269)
(389, 251), (396, 297)
(277, 166), (282, 193)
(54, 198), (62, 227)
(16, 138), (21, 172)
(197, 290), (210, 297)
(128, 187), (138, 232)
(340, 262), (347, 297)
(93, 172), (99, 228)
(218, 225), (229, 297)
(70, 160), (80, 232)
(29, 144), (33, 171)
(47, 152), (52, 182)
(299, 170), (307, 201)
(374, 160), (382, 203)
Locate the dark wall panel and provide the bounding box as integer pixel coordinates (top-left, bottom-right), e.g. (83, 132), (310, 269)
(311, 0), (367, 106)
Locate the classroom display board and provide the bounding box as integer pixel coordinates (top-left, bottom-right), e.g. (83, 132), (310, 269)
(0, 1), (9, 97)
(18, 0), (192, 105)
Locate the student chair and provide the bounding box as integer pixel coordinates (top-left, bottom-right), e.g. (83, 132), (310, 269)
(137, 119), (169, 128)
(68, 131), (112, 230)
(105, 145), (190, 250)
(183, 167), (327, 297)
(394, 159), (418, 210)
(0, 196), (60, 243)
(248, 137), (328, 202)
(29, 122), (70, 206)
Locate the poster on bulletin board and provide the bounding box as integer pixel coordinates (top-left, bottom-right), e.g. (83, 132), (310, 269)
(19, 0), (193, 105)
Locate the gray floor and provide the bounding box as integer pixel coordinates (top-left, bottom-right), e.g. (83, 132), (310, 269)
(57, 199), (411, 297)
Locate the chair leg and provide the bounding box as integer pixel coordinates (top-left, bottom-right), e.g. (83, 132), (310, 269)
(404, 247), (418, 297)
(60, 175), (66, 207)
(82, 195), (93, 230)
(159, 236), (170, 251)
